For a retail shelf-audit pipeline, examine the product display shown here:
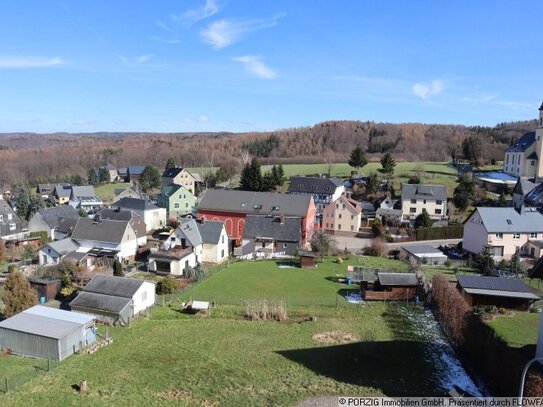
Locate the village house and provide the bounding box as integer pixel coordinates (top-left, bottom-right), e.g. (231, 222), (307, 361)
(54, 184), (72, 205)
(39, 238), (79, 265)
(376, 196), (403, 224)
(28, 205), (79, 239)
(0, 198), (23, 240)
(69, 186), (103, 215)
(198, 219), (229, 264)
(161, 166), (196, 194)
(113, 186), (142, 202)
(456, 275), (539, 311)
(111, 197), (167, 232)
(401, 184), (447, 223)
(54, 217), (79, 240)
(463, 206), (543, 259)
(70, 275), (155, 326)
(69, 217), (141, 262)
(157, 184), (197, 218)
(197, 189), (316, 245)
(118, 166), (146, 183)
(322, 194), (362, 236)
(512, 177), (538, 209)
(287, 176), (345, 213)
(36, 184), (55, 200)
(236, 215), (302, 259)
(96, 208), (147, 246)
(148, 220), (203, 275)
(98, 162), (119, 183)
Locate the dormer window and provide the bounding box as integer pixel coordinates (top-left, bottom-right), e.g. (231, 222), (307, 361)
(271, 206), (280, 211)
(311, 185), (316, 190)
(253, 204), (262, 210)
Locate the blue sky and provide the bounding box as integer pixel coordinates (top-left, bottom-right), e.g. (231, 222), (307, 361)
(1, 0), (542, 133)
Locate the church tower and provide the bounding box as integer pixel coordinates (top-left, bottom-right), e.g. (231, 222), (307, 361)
(536, 102), (543, 179)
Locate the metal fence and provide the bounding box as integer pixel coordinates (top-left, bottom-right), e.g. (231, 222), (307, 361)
(0, 357), (59, 394)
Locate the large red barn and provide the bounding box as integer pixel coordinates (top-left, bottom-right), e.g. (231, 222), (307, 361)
(197, 189), (317, 245)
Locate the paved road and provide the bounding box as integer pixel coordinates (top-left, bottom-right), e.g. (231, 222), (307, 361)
(332, 235), (461, 254)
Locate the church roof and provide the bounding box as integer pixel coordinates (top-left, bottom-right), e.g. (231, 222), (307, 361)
(505, 132), (536, 153)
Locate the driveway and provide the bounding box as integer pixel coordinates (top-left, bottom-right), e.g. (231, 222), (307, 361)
(331, 235), (461, 254)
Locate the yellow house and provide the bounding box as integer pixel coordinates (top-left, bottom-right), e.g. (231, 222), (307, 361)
(322, 194), (362, 236)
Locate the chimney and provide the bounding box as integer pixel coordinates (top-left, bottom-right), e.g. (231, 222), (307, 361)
(200, 217), (205, 224)
(280, 215), (284, 224)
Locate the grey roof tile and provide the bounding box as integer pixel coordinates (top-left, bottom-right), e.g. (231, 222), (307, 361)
(243, 215), (301, 242)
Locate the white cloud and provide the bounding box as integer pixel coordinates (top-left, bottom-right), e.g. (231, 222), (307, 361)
(200, 14), (285, 49)
(150, 36), (181, 44)
(120, 54), (153, 64)
(233, 55), (277, 79)
(174, 0), (220, 25)
(197, 115), (209, 123)
(0, 56), (65, 68)
(412, 80), (445, 99)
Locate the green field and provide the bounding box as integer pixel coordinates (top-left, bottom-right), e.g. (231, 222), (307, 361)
(179, 257), (409, 307)
(0, 257), (456, 405)
(0, 304), (446, 406)
(487, 312), (540, 348)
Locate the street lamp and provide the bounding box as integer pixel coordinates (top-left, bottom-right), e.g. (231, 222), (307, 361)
(518, 357), (543, 399)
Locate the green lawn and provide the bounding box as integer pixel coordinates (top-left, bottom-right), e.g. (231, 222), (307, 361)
(1, 303), (447, 406)
(94, 182), (132, 202)
(487, 312), (540, 348)
(179, 257), (409, 307)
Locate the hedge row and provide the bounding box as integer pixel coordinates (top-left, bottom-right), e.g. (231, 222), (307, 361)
(416, 225), (463, 241)
(431, 274), (543, 396)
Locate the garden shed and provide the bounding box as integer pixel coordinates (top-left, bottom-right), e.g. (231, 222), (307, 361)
(29, 278), (62, 302)
(360, 272), (418, 301)
(456, 275), (540, 311)
(401, 245), (448, 265)
(298, 250), (316, 268)
(0, 305), (96, 361)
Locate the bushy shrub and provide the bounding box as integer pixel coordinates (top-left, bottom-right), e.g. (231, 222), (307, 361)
(60, 286), (77, 298)
(370, 238), (388, 257)
(156, 277), (179, 295)
(444, 260), (452, 268)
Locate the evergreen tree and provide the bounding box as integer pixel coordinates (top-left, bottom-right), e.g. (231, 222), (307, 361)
(239, 158), (263, 191)
(462, 136), (484, 166)
(276, 165), (285, 187)
(165, 158), (176, 172)
(366, 173), (380, 194)
(140, 165), (161, 192)
(98, 168), (109, 183)
(87, 168), (99, 185)
(348, 147), (368, 173)
(28, 194), (45, 219)
(15, 188), (30, 221)
(113, 260), (124, 277)
(2, 270), (37, 317)
(453, 174), (475, 211)
(477, 244), (495, 275)
(71, 173), (86, 186)
(509, 253), (521, 276)
(379, 153), (396, 178)
(414, 209), (433, 229)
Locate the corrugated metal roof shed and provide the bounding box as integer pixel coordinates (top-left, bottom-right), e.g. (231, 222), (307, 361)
(457, 275), (539, 301)
(0, 313), (81, 339)
(24, 305), (94, 326)
(378, 273), (418, 286)
(402, 245), (447, 257)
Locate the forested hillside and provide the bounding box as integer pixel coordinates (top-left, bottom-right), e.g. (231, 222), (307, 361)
(0, 119), (536, 187)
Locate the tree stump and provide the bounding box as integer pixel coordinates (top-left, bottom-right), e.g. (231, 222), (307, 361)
(80, 380), (88, 393)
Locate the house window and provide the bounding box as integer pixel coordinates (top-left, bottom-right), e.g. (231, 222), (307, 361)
(411, 199), (416, 204)
(436, 200), (442, 205)
(342, 204), (345, 210)
(435, 209), (442, 215)
(326, 223), (329, 228)
(9, 223), (16, 231)
(0, 215), (3, 222)
(531, 232), (538, 239)
(513, 233), (520, 240)
(282, 242), (288, 249)
(338, 214), (342, 219)
(179, 195), (182, 198)
(532, 161), (536, 166)
(7, 214), (12, 220)
(409, 208), (416, 213)
(221, 249), (225, 258)
(174, 203), (179, 209)
(262, 242), (265, 248)
(423, 199), (427, 204)
(222, 235), (225, 244)
(336, 204), (339, 209)
(351, 215), (354, 220)
(338, 224), (341, 230)
(185, 203), (188, 208)
(350, 225), (354, 231)
(495, 233), (503, 239)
